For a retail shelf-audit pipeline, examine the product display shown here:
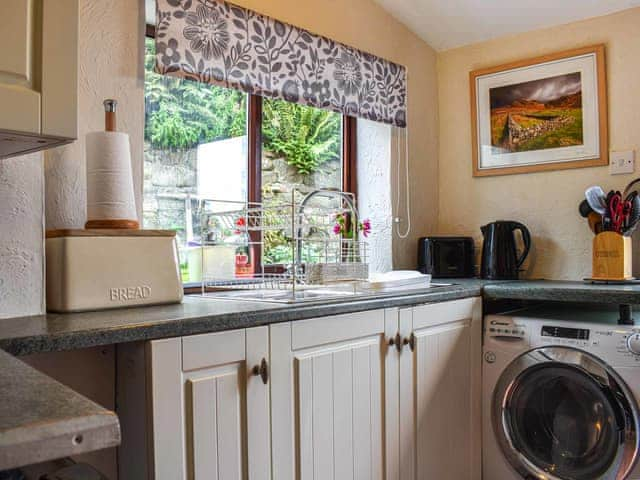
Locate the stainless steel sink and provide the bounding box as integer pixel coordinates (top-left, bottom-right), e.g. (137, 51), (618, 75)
(203, 283), (453, 304)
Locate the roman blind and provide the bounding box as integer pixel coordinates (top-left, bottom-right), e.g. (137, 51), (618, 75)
(155, 0), (407, 127)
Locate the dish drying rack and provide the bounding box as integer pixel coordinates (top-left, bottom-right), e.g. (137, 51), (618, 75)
(199, 190), (369, 295)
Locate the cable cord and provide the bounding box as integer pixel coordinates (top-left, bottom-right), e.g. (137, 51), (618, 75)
(395, 125), (411, 239)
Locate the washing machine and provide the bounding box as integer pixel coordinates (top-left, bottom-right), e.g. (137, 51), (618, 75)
(483, 304), (640, 480)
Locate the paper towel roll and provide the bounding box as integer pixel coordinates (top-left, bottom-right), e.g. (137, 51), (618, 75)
(85, 131), (138, 225)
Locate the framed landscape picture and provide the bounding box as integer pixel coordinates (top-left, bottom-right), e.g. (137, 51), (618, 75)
(470, 45), (608, 177)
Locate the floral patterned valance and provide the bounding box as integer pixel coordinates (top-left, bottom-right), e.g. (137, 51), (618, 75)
(155, 0), (407, 127)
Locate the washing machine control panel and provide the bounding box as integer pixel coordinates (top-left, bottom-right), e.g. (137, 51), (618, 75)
(487, 319), (526, 338)
(537, 325), (591, 348)
(586, 328), (640, 363)
(541, 325), (590, 340)
(486, 314), (640, 365)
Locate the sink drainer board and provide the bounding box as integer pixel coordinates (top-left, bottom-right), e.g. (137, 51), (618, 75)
(196, 190), (369, 300)
(201, 283), (452, 304)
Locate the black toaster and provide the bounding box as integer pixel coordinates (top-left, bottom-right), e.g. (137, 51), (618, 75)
(417, 237), (475, 278)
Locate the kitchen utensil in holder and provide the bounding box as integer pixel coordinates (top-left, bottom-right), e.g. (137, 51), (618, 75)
(592, 231), (633, 281)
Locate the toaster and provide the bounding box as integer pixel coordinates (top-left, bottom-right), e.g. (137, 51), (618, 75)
(417, 236), (475, 278)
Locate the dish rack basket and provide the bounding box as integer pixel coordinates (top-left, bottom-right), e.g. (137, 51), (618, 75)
(199, 191), (369, 293)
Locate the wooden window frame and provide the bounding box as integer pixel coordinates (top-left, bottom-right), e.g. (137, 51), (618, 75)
(145, 27), (356, 281)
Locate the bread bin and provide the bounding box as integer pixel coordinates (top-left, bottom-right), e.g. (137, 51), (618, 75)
(46, 229), (183, 312)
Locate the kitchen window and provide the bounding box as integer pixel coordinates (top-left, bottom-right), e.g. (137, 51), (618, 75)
(143, 31), (356, 285)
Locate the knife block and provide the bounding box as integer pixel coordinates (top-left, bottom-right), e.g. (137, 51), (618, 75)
(592, 231), (633, 281)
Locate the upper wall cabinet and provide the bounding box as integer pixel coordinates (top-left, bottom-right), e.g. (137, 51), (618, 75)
(0, 0), (78, 159)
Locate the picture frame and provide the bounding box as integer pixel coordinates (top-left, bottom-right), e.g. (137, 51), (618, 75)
(470, 45), (608, 177)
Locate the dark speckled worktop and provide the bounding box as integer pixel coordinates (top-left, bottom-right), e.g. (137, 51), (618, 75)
(0, 280), (488, 356)
(2, 279), (640, 356)
(0, 349), (120, 470)
(483, 280), (640, 304)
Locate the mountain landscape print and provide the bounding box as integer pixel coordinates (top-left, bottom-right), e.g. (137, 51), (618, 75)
(490, 72), (583, 153)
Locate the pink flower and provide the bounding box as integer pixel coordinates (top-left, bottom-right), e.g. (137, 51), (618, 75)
(333, 224), (342, 234)
(360, 218), (372, 237)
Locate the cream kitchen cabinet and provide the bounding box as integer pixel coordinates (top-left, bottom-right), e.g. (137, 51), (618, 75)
(398, 297), (482, 480)
(270, 309), (398, 480)
(122, 298), (481, 480)
(139, 327), (271, 480)
(0, 0), (78, 158)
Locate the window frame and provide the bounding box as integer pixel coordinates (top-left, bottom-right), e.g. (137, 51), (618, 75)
(145, 27), (357, 284)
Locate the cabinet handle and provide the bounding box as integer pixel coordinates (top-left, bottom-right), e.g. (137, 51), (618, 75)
(252, 358), (269, 385)
(403, 333), (416, 352)
(388, 333), (402, 353)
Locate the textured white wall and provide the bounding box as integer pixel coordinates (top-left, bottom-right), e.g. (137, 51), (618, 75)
(0, 154), (44, 319)
(45, 0), (145, 229)
(0, 0), (144, 319)
(358, 120), (393, 273)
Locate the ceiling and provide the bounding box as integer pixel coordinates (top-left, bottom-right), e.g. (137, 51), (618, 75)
(372, 0), (640, 51)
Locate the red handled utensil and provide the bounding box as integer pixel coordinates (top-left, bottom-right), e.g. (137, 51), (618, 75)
(609, 192), (632, 234)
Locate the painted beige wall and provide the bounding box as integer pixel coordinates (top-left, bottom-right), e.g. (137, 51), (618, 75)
(232, 0), (439, 268)
(437, 7), (640, 280)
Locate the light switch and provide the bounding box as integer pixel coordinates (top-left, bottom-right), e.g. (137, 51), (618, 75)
(610, 150), (635, 175)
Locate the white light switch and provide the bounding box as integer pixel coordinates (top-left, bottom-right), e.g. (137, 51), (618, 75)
(610, 150), (635, 175)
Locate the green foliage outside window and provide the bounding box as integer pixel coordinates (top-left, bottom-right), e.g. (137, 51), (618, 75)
(144, 38), (246, 149)
(262, 100), (341, 175)
(145, 39), (340, 175)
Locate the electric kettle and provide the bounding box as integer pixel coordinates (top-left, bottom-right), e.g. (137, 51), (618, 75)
(480, 221), (531, 280)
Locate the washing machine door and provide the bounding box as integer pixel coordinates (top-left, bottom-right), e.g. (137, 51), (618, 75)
(493, 346), (640, 480)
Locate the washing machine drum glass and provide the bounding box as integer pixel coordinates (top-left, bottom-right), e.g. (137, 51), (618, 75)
(494, 347), (639, 480)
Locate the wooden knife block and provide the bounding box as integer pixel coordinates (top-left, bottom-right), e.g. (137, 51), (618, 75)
(592, 231), (633, 281)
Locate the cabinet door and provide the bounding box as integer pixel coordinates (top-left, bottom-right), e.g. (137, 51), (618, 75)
(0, 0), (77, 137)
(149, 327), (271, 480)
(400, 298), (482, 480)
(271, 309), (400, 480)
(0, 0), (41, 133)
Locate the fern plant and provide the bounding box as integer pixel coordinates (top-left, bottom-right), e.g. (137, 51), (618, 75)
(144, 38), (246, 150)
(263, 99), (341, 175)
(145, 37), (340, 168)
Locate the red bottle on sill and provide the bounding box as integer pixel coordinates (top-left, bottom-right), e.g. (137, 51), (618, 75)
(235, 246), (254, 278)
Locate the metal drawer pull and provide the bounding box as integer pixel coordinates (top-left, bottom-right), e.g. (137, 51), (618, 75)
(388, 333), (402, 353)
(403, 333), (416, 352)
(252, 358), (269, 385)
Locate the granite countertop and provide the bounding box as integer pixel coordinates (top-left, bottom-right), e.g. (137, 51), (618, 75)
(3, 279), (640, 356)
(483, 280), (640, 305)
(0, 280), (487, 356)
(0, 349), (120, 470)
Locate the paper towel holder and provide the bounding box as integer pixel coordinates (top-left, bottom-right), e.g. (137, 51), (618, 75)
(85, 99), (140, 230)
(104, 99), (117, 132)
